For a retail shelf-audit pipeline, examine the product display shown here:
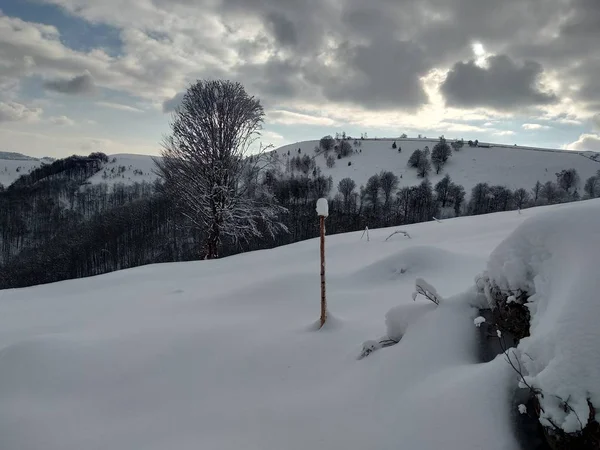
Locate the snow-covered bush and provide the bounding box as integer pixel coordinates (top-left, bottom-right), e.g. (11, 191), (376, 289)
(478, 201), (600, 446)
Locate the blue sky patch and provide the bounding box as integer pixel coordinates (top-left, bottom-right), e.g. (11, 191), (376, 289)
(2, 0), (122, 56)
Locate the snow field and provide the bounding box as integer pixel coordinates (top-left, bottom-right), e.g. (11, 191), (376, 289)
(0, 199), (598, 449)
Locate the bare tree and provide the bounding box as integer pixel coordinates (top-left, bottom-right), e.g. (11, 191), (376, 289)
(431, 136), (452, 174)
(338, 177), (356, 211)
(154, 80), (287, 259)
(408, 149), (422, 168)
(379, 170), (399, 207)
(532, 180), (542, 204)
(326, 155), (336, 168)
(336, 140), (353, 158)
(513, 188), (530, 209)
(555, 168), (580, 193)
(434, 174), (452, 207)
(541, 181), (560, 204)
(320, 135), (335, 153)
(584, 175), (599, 198)
(417, 157), (432, 178)
(365, 174), (381, 210)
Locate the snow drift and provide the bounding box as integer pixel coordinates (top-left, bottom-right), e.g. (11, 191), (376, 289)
(483, 200), (600, 433)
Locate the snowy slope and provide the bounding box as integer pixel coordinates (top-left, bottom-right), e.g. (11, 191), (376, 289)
(0, 153), (158, 188)
(0, 151), (38, 160)
(4, 138), (599, 193)
(2, 199), (598, 450)
(275, 138), (600, 193)
(87, 153), (158, 186)
(0, 158), (43, 187)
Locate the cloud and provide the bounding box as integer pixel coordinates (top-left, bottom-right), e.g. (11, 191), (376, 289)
(441, 54), (558, 110)
(259, 130), (287, 149)
(522, 123), (550, 130)
(268, 110), (337, 127)
(4, 0), (600, 154)
(265, 12), (297, 47)
(0, 101), (42, 123)
(313, 37), (431, 110)
(493, 130), (516, 136)
(162, 92), (185, 113)
(593, 114), (600, 131)
(49, 115), (75, 126)
(96, 101), (144, 112)
(44, 73), (95, 94)
(438, 122), (488, 133)
(566, 133), (600, 151)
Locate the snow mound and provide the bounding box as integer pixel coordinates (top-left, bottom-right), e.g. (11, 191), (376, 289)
(352, 245), (475, 282)
(385, 302), (438, 340)
(485, 199), (600, 432)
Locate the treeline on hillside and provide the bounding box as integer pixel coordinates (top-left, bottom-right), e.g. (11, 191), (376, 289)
(0, 153), (155, 267)
(1, 144), (596, 289)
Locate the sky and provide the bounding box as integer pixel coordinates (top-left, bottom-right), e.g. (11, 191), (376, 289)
(1, 0), (600, 158)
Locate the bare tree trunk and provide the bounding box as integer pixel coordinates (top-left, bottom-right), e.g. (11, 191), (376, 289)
(320, 216), (327, 327)
(204, 220), (220, 259)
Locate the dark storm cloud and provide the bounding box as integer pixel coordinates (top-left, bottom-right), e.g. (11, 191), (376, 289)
(560, 0), (600, 37)
(318, 37), (430, 109)
(265, 11), (297, 46)
(441, 55), (557, 110)
(43, 73), (96, 95)
(506, 0), (600, 110)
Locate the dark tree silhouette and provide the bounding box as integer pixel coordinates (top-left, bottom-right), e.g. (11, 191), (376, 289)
(154, 80), (287, 259)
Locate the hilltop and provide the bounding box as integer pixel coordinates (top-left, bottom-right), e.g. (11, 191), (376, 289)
(2, 138), (598, 194)
(273, 137), (600, 195)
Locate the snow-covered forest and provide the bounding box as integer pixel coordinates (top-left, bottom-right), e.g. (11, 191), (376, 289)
(1, 133), (600, 289)
(2, 132), (600, 289)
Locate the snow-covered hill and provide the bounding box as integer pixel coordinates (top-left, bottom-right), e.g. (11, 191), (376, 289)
(0, 158), (43, 188)
(0, 151), (38, 160)
(87, 153), (158, 186)
(1, 199), (598, 450)
(274, 138), (600, 193)
(0, 153), (157, 188)
(4, 138), (599, 195)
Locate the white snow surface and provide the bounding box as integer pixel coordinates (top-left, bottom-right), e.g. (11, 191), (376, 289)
(0, 153), (158, 188)
(87, 153), (158, 186)
(275, 138), (600, 194)
(0, 158), (42, 187)
(1, 199), (599, 449)
(316, 197), (329, 217)
(484, 199), (600, 432)
(474, 316), (486, 327)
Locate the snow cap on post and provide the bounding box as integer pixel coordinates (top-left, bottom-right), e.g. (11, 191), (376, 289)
(316, 198), (329, 217)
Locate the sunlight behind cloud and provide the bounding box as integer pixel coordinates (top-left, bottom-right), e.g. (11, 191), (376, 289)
(472, 41), (489, 68)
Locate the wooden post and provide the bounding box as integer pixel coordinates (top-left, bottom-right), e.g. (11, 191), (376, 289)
(319, 215), (327, 328)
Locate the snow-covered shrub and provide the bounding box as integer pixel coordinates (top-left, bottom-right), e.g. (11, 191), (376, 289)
(475, 273), (531, 342)
(479, 201), (600, 447)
